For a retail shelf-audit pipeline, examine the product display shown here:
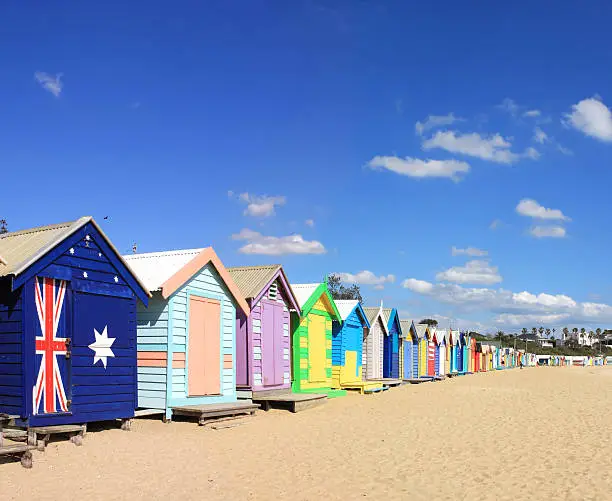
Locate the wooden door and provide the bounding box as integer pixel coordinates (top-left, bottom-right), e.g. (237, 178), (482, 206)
(35, 277), (72, 415)
(188, 296), (220, 396)
(261, 300), (284, 386)
(308, 314), (327, 383)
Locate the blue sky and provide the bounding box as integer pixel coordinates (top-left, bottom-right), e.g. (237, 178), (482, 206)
(3, 1), (612, 333)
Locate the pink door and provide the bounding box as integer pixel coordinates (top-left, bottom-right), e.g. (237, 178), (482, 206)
(188, 296), (221, 396)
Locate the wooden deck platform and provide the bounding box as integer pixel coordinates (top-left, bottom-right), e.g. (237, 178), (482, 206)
(253, 392), (327, 413)
(172, 401), (260, 425)
(404, 378), (433, 384)
(338, 381), (385, 395)
(369, 378), (403, 387)
(29, 424), (88, 450)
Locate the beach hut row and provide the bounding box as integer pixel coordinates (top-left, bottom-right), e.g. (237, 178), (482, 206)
(0, 217), (535, 466)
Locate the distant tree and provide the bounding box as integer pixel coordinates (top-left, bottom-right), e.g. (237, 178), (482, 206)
(532, 327), (537, 336)
(521, 327), (528, 339)
(552, 328), (556, 338)
(545, 328), (551, 338)
(327, 274), (363, 303)
(419, 318), (438, 327)
(0, 219), (7, 234)
(562, 327), (569, 340)
(538, 326), (544, 336)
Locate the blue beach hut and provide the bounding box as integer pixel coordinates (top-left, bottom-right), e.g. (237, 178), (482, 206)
(332, 300), (381, 393)
(382, 307), (401, 380)
(0, 217), (150, 427)
(400, 320), (418, 379)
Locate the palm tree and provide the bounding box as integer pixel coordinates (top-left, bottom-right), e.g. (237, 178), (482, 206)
(538, 326), (544, 337)
(545, 328), (551, 338)
(562, 327), (569, 340)
(521, 327), (528, 338)
(552, 328), (556, 338)
(532, 327), (537, 336)
(596, 328), (603, 353)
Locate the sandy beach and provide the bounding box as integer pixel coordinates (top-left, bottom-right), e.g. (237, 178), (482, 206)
(2, 367), (611, 500)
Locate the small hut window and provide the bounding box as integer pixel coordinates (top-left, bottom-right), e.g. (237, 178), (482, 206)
(268, 282), (278, 300)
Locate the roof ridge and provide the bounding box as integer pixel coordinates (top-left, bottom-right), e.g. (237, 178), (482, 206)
(227, 264), (281, 271)
(125, 248), (205, 259)
(0, 219), (80, 239)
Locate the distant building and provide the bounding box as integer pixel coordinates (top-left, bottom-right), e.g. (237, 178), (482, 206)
(563, 330), (595, 347)
(518, 333), (554, 348)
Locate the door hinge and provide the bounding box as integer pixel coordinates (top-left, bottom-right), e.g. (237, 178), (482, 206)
(65, 338), (72, 359)
(66, 399), (72, 409)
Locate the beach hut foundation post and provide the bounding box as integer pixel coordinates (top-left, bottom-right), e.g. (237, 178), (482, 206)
(120, 418), (134, 431)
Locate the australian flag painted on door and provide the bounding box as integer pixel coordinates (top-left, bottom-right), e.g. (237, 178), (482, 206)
(0, 217), (149, 427)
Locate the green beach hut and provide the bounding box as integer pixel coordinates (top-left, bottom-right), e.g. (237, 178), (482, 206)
(290, 282), (345, 397)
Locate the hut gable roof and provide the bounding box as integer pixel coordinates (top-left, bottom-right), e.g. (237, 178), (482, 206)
(0, 216), (150, 301)
(437, 329), (448, 345)
(291, 283), (341, 320)
(334, 300), (370, 327)
(227, 264), (300, 313)
(381, 307), (402, 336)
(399, 319), (412, 336)
(415, 324), (429, 340)
(124, 247), (249, 314)
(363, 306), (390, 336)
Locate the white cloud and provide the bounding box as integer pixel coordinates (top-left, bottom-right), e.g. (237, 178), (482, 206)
(338, 270), (395, 288)
(557, 144), (573, 156)
(565, 96), (612, 142)
(533, 127), (548, 144)
(529, 225), (567, 238)
(451, 246), (488, 257)
(415, 113), (464, 136)
(402, 279), (612, 326)
(436, 260), (502, 285)
(524, 109), (541, 118)
(34, 72), (63, 97)
(497, 98), (519, 116)
(489, 219), (502, 230)
(367, 155), (470, 181)
(494, 313), (570, 326)
(234, 193), (286, 217)
(523, 146), (540, 159)
(232, 228), (326, 255)
(401, 278), (434, 294)
(422, 131), (535, 164)
(516, 199), (570, 221)
(305, 219), (315, 227)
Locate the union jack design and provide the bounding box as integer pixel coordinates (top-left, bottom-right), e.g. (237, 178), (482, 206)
(33, 277), (69, 414)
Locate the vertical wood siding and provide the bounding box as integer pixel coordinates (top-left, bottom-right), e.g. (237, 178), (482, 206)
(249, 281), (291, 391)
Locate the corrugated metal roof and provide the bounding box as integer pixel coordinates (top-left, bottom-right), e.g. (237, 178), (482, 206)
(291, 283), (321, 308)
(437, 329), (448, 343)
(362, 306), (390, 335)
(334, 299), (359, 321)
(381, 307), (394, 326)
(227, 264), (281, 300)
(0, 217), (150, 297)
(0, 218), (86, 277)
(400, 319), (412, 333)
(362, 307), (380, 325)
(415, 324), (428, 339)
(123, 249), (203, 291)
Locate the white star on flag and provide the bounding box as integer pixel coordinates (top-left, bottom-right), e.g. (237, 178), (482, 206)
(88, 326), (116, 368)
